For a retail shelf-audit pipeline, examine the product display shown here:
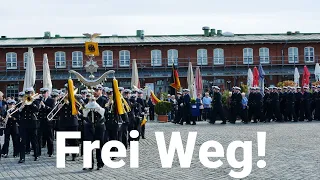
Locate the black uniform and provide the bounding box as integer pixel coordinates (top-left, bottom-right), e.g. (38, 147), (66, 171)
(295, 91), (302, 120)
(137, 97), (146, 138)
(285, 92), (297, 122)
(128, 97), (142, 141)
(2, 108), (19, 157)
(300, 91), (312, 121)
(38, 97), (54, 156)
(230, 92), (243, 123)
(315, 91), (320, 121)
(180, 94), (191, 124)
(19, 100), (40, 161)
(271, 91), (282, 122)
(119, 97), (130, 149)
(58, 103), (79, 159)
(280, 92), (287, 121)
(263, 92), (272, 122)
(210, 92), (226, 124)
(254, 92), (263, 123)
(247, 92), (255, 123)
(83, 101), (106, 169)
(174, 96), (183, 123)
(105, 99), (118, 147)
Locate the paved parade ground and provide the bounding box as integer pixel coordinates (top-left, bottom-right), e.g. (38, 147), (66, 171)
(1, 121), (320, 180)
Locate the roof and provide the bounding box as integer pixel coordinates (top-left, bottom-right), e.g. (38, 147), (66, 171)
(1, 33), (320, 47)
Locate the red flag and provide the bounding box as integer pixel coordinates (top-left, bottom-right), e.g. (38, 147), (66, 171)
(253, 67), (259, 87)
(302, 65), (310, 87)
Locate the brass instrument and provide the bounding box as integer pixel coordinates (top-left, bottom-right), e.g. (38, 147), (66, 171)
(47, 93), (68, 121)
(47, 88), (79, 121)
(23, 93), (40, 105)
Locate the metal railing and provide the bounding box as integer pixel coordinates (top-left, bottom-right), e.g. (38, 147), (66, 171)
(0, 55), (319, 73)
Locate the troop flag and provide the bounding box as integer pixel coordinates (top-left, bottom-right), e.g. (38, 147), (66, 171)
(169, 64), (181, 94)
(302, 65), (310, 87)
(67, 78), (78, 115)
(253, 66), (259, 87)
(150, 90), (161, 105)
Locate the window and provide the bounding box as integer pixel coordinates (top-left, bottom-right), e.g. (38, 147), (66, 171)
(259, 48), (269, 64)
(119, 50), (130, 67)
(151, 50), (162, 66)
(72, 51), (83, 68)
(213, 48), (224, 65)
(243, 48), (253, 64)
(6, 52), (17, 69)
(167, 49), (178, 66)
(304, 47), (314, 63)
(197, 49), (208, 65)
(288, 47), (299, 63)
(102, 50), (113, 67)
(6, 84), (19, 98)
(55, 51), (66, 68)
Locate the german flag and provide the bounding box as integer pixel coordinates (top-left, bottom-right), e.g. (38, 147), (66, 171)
(150, 90), (161, 105)
(170, 64), (181, 90)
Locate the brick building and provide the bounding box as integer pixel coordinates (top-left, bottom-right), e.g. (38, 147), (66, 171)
(0, 27), (319, 97)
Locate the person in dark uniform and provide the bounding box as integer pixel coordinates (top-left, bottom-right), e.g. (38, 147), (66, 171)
(300, 86), (312, 122)
(253, 87), (263, 123)
(173, 92), (183, 124)
(37, 88), (55, 157)
(18, 87), (40, 163)
(311, 86), (316, 120)
(210, 86), (226, 124)
(179, 89), (191, 125)
(247, 87), (255, 123)
(271, 87), (282, 122)
(57, 84), (79, 161)
(119, 89), (130, 149)
(263, 88), (272, 122)
(104, 88), (118, 153)
(137, 90), (146, 139)
(82, 94), (106, 171)
(148, 97), (155, 121)
(230, 87), (243, 124)
(295, 87), (302, 121)
(279, 87), (287, 121)
(128, 94), (142, 141)
(285, 87), (297, 122)
(314, 86), (320, 121)
(81, 89), (89, 104)
(1, 99), (19, 158)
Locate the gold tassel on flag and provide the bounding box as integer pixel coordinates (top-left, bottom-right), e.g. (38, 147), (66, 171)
(68, 78), (77, 115)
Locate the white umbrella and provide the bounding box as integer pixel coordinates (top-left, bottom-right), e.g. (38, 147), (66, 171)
(23, 47), (36, 91)
(315, 63), (320, 82)
(294, 67), (300, 86)
(131, 59), (140, 89)
(187, 62), (195, 99)
(247, 68), (253, 93)
(43, 54), (52, 93)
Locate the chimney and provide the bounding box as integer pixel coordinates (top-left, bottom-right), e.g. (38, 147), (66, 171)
(202, 26), (210, 37)
(44, 31), (51, 39)
(217, 30), (223, 36)
(210, 29), (216, 36)
(136, 30), (145, 39)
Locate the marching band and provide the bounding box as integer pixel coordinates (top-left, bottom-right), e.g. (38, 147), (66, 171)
(0, 83), (149, 170)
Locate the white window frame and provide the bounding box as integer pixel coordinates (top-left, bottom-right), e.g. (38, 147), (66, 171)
(6, 52), (17, 70)
(304, 47), (314, 63)
(151, 50), (162, 66)
(243, 48), (253, 64)
(55, 51), (66, 68)
(72, 51), (83, 68)
(259, 47), (270, 64)
(197, 49), (208, 65)
(213, 48), (224, 65)
(288, 47), (299, 63)
(167, 49), (178, 66)
(119, 50), (130, 67)
(102, 50), (113, 67)
(23, 52), (35, 69)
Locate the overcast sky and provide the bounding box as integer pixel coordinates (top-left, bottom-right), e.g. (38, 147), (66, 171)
(1, 0), (319, 37)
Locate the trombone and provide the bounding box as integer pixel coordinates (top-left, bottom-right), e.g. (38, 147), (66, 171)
(6, 93), (40, 117)
(47, 93), (68, 121)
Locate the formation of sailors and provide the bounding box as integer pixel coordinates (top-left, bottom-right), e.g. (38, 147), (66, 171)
(168, 85), (320, 125)
(0, 84), (148, 171)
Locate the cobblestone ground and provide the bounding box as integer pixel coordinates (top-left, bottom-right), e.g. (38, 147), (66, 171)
(1, 121), (320, 180)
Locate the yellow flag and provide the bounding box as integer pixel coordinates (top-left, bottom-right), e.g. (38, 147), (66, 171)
(85, 42), (99, 56)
